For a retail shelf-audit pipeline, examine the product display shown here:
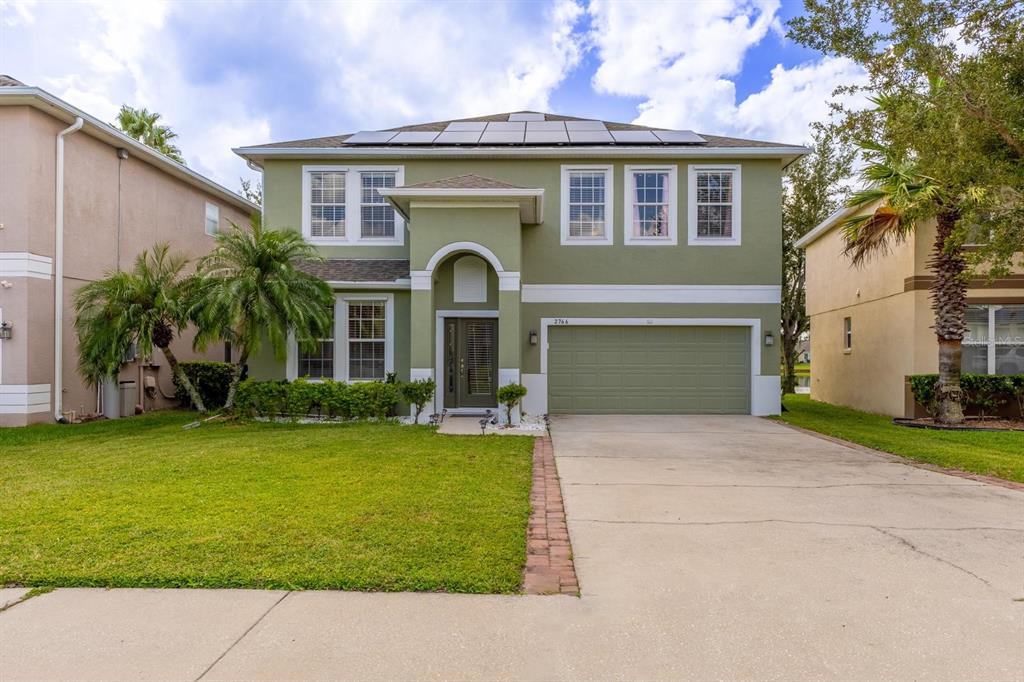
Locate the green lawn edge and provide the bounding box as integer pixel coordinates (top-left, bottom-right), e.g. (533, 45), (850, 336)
(772, 395), (1024, 483)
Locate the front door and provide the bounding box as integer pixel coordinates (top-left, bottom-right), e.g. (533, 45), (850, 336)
(443, 318), (498, 408)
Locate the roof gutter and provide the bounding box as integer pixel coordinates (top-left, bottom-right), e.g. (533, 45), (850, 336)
(54, 116), (84, 423)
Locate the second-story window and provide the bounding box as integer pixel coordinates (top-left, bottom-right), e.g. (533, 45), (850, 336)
(560, 165), (613, 245)
(302, 166), (404, 245)
(688, 164), (741, 246)
(204, 202), (219, 236)
(309, 170), (346, 239)
(360, 171), (397, 239)
(624, 165), (677, 245)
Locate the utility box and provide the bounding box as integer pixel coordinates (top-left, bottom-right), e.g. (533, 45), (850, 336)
(119, 380), (138, 417)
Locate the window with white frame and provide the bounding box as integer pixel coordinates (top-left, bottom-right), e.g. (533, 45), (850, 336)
(204, 202), (219, 236)
(963, 304), (1024, 374)
(297, 306), (335, 379)
(624, 165), (677, 244)
(560, 165), (613, 244)
(360, 171), (397, 238)
(347, 300), (387, 380)
(843, 316), (852, 351)
(308, 170), (347, 239)
(688, 165), (741, 245)
(302, 166), (404, 245)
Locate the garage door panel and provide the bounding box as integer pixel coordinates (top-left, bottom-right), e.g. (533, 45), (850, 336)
(548, 325), (751, 414)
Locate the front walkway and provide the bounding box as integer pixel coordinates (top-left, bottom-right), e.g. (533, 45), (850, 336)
(2, 416), (1022, 680)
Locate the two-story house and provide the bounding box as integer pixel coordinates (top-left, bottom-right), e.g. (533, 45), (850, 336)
(235, 112), (805, 421)
(0, 76), (256, 426)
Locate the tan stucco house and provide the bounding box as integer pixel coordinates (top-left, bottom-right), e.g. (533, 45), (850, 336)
(0, 76), (257, 426)
(797, 204), (1024, 416)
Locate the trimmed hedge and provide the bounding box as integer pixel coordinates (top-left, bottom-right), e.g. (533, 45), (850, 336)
(235, 378), (402, 420)
(173, 361), (234, 410)
(909, 374), (1024, 418)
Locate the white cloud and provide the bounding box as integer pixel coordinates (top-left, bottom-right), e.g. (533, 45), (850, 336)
(587, 0), (867, 144)
(0, 0), (35, 27)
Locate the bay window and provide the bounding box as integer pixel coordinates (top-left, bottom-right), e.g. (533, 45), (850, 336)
(963, 304), (1024, 374)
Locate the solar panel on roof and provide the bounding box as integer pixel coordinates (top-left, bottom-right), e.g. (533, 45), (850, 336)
(564, 120), (607, 131)
(445, 121), (487, 131)
(345, 131), (398, 144)
(479, 130), (524, 144)
(610, 130), (660, 143)
(434, 130), (483, 144)
(485, 121), (525, 131)
(524, 130), (569, 144)
(525, 121), (567, 132)
(389, 131), (440, 144)
(567, 130), (615, 144)
(653, 130), (706, 144)
(508, 113), (545, 121)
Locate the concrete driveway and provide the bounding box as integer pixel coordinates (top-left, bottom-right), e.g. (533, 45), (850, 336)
(1, 416), (1021, 680)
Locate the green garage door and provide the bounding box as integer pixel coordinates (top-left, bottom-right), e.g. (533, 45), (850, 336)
(548, 326), (751, 414)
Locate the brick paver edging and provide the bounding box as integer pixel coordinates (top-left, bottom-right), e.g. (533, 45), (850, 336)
(523, 436), (579, 595)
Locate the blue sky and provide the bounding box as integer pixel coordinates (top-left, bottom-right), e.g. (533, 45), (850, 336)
(1, 0), (865, 191)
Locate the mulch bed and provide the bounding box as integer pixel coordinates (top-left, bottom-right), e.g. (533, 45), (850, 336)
(894, 417), (1024, 432)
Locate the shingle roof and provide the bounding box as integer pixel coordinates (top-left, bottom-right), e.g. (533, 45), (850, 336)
(0, 75), (26, 87)
(401, 174), (526, 190)
(247, 111), (796, 150)
(296, 259), (410, 282)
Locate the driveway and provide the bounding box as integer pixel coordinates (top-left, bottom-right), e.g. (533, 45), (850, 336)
(1, 416), (1021, 680)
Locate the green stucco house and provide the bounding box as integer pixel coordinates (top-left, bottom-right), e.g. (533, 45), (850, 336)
(234, 112), (805, 422)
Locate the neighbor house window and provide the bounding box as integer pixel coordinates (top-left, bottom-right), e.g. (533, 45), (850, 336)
(297, 306), (335, 380)
(688, 165), (741, 245)
(347, 300), (387, 380)
(963, 304), (1024, 374)
(360, 171), (397, 238)
(204, 202), (219, 236)
(302, 166), (404, 245)
(843, 317), (852, 351)
(308, 170), (347, 239)
(560, 165), (613, 245)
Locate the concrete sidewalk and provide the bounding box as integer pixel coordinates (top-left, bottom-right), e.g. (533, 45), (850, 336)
(2, 416), (1022, 681)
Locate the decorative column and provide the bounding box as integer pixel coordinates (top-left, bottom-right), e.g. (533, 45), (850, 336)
(497, 271), (522, 424)
(409, 270), (434, 422)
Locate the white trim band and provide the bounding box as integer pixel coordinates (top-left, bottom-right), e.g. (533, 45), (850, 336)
(521, 284), (781, 304)
(0, 384), (52, 414)
(0, 252), (53, 279)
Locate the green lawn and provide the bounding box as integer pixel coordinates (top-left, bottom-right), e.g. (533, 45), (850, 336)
(0, 413), (534, 593)
(774, 395), (1024, 483)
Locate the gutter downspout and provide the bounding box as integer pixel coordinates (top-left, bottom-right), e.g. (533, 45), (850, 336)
(54, 116), (84, 423)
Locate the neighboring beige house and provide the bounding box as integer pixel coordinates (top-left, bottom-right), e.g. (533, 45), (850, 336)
(0, 76), (256, 426)
(797, 203), (1024, 416)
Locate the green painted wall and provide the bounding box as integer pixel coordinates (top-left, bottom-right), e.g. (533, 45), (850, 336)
(262, 157), (782, 284)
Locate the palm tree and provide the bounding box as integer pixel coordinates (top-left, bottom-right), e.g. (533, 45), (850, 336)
(191, 215), (334, 410)
(74, 244), (207, 412)
(842, 141), (968, 424)
(114, 105), (185, 164)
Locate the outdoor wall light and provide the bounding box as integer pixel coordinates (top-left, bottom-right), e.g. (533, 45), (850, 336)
(529, 330), (538, 345)
(0, 321), (12, 341)
(764, 330), (774, 347)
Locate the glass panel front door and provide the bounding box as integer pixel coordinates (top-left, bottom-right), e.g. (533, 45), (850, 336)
(443, 318), (498, 408)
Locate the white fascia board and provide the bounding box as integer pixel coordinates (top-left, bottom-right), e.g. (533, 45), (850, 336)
(325, 279), (412, 289)
(0, 88), (258, 214)
(794, 204), (861, 249)
(234, 145), (809, 163)
(0, 252), (53, 279)
(521, 284), (781, 304)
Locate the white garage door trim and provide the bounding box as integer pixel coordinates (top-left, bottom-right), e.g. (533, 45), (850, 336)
(521, 317), (780, 417)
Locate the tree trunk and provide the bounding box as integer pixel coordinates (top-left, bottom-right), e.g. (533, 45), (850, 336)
(781, 334), (800, 395)
(929, 209), (967, 425)
(159, 344), (207, 413)
(223, 348), (249, 411)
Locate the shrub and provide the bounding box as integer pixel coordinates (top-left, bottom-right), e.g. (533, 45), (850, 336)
(496, 383), (528, 426)
(401, 378), (436, 423)
(348, 381), (401, 419)
(909, 373), (1023, 418)
(173, 361), (234, 410)
(233, 378), (401, 420)
(285, 378), (322, 418)
(234, 379), (288, 417)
